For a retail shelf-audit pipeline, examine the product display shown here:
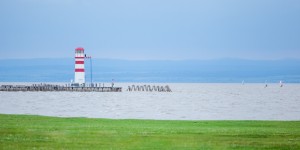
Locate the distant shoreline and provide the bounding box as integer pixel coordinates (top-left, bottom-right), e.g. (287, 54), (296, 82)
(1, 82), (300, 84)
(1, 58), (299, 83)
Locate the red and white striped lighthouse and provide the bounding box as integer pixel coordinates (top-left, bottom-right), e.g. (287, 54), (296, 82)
(74, 47), (85, 85)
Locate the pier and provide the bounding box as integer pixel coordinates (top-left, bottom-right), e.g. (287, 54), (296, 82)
(0, 84), (122, 92)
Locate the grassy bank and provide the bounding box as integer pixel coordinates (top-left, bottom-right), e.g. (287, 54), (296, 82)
(0, 114), (299, 149)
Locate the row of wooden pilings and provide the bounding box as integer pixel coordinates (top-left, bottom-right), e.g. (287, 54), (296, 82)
(127, 85), (172, 92)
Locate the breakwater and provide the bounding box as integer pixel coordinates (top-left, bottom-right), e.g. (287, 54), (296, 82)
(0, 84), (122, 92)
(127, 85), (172, 92)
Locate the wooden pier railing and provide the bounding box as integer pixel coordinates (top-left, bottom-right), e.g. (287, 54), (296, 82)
(0, 84), (122, 92)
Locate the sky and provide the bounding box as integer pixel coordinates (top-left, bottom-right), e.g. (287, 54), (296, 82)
(0, 0), (300, 60)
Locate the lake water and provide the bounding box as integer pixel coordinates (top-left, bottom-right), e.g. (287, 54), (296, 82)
(1, 59), (300, 83)
(0, 83), (299, 120)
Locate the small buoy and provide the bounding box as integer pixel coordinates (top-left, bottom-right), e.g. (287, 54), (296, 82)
(280, 80), (283, 87)
(264, 80), (268, 88)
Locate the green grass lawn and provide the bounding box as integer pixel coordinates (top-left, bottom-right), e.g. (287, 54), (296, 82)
(0, 114), (299, 149)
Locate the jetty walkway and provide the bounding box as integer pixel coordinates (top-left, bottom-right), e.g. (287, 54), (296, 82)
(0, 84), (122, 92)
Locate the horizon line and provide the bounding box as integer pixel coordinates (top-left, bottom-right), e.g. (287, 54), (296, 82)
(0, 57), (300, 61)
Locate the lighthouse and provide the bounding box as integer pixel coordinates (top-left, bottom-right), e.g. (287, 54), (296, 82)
(74, 47), (85, 85)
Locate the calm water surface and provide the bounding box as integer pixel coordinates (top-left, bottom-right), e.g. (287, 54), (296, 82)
(0, 83), (299, 120)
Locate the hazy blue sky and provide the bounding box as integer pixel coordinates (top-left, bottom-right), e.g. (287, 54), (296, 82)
(1, 0), (300, 60)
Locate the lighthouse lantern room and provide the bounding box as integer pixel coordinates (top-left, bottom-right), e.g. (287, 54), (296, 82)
(74, 47), (85, 85)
